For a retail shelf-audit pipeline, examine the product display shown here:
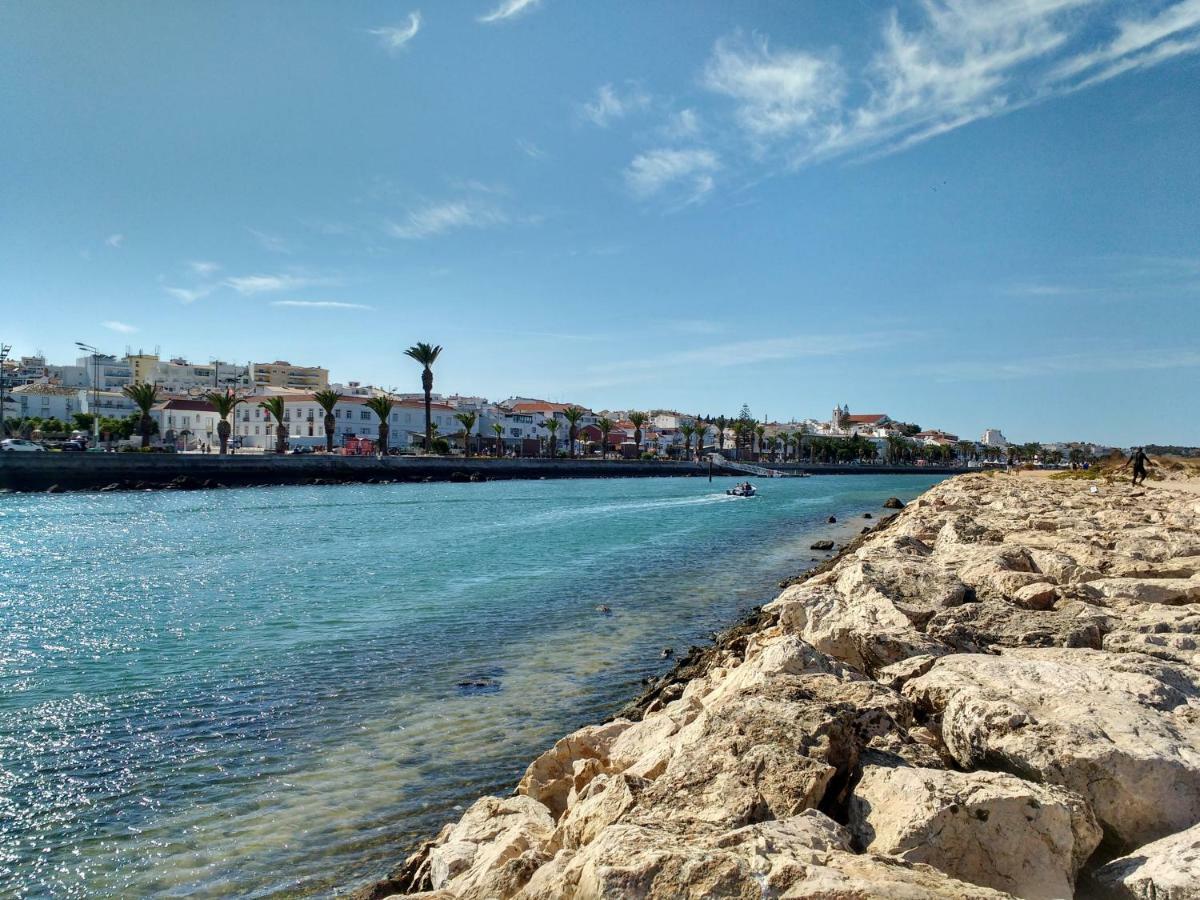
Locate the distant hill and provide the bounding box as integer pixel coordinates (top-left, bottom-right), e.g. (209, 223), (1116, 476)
(1145, 445), (1200, 458)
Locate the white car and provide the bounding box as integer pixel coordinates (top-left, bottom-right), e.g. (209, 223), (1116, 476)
(0, 438), (46, 452)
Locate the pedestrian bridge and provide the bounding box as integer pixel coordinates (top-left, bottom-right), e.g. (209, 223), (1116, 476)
(708, 454), (796, 478)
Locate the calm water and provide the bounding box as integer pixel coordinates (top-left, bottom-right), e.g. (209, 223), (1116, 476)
(0, 474), (942, 898)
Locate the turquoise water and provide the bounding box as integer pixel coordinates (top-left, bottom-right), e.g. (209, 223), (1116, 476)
(0, 474), (942, 898)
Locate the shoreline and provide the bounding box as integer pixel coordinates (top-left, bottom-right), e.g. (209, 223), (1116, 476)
(350, 505), (906, 899)
(356, 473), (1200, 899)
(0, 454), (968, 494)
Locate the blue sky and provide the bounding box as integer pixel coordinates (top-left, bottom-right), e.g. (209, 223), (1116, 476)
(2, 0), (1198, 446)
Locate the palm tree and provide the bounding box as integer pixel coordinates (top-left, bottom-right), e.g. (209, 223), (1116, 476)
(454, 411), (478, 458)
(562, 405), (586, 459)
(203, 388), (245, 455)
(778, 431), (791, 462)
(313, 388), (341, 453)
(491, 421), (505, 457)
(258, 396), (288, 453)
(403, 342), (442, 454)
(694, 418), (708, 456)
(628, 411), (647, 451)
(542, 416), (560, 458)
(365, 394), (395, 453)
(754, 424), (767, 461)
(679, 422), (695, 458)
(715, 415), (728, 452)
(597, 416), (614, 459)
(122, 382), (160, 448)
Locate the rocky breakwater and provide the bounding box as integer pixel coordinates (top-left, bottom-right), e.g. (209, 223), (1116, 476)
(365, 474), (1200, 899)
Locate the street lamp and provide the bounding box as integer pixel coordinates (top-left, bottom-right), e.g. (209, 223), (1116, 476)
(75, 341), (102, 445)
(0, 343), (11, 437)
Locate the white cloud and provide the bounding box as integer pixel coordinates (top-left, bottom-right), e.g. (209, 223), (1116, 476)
(479, 0), (541, 24)
(387, 200), (510, 239)
(921, 347), (1200, 381)
(369, 12), (422, 51)
(701, 1), (1200, 166)
(580, 83), (651, 127)
(517, 138), (547, 159)
(102, 320), (138, 334)
(625, 148), (720, 203)
(246, 227), (290, 254)
(661, 108), (702, 140)
(106, 233), (125, 248)
(704, 34), (843, 141)
(270, 300), (374, 310)
(188, 260), (220, 276)
(225, 274), (315, 295)
(164, 285), (214, 304)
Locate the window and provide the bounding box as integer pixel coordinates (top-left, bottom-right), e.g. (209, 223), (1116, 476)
(254, 426), (260, 435)
(360, 411), (370, 421)
(335, 409), (341, 418)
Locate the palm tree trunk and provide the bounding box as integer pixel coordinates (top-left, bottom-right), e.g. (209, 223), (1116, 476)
(277, 423), (287, 454)
(422, 368), (433, 453)
(140, 414), (151, 448)
(379, 422), (389, 453)
(218, 419), (230, 455)
(325, 414), (335, 452)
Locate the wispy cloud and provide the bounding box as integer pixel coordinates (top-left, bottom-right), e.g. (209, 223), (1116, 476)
(369, 12), (422, 51)
(188, 260), (220, 277)
(580, 82), (651, 127)
(246, 227), (290, 254)
(387, 201), (509, 239)
(625, 148), (719, 204)
(226, 274), (316, 295)
(164, 285), (214, 304)
(517, 138), (547, 159)
(102, 320), (137, 334)
(270, 300), (374, 310)
(701, 1), (1200, 166)
(105, 233), (125, 248)
(921, 346), (1200, 381)
(479, 0), (542, 24)
(660, 108), (703, 140)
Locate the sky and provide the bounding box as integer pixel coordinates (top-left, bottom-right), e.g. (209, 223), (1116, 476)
(2, 0), (1198, 446)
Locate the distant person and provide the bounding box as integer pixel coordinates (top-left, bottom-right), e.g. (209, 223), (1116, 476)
(1122, 447), (1150, 486)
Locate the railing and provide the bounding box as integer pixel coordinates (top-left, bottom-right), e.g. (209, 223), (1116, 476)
(708, 453), (792, 478)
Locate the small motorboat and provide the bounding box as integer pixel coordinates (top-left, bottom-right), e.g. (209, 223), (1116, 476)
(727, 482), (757, 497)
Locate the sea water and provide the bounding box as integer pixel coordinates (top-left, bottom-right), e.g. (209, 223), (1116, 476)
(0, 474), (943, 897)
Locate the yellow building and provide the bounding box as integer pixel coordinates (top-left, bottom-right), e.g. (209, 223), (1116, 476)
(126, 353), (160, 385)
(252, 361), (329, 390)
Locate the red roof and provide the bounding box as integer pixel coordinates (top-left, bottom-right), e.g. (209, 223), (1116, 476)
(845, 414), (888, 424)
(155, 398), (217, 412)
(510, 401), (586, 415)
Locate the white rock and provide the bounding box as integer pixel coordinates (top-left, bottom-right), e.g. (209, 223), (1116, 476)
(1090, 821), (1200, 899)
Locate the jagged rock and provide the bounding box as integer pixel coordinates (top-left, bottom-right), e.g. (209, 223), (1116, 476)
(517, 721), (631, 819)
(848, 764), (1100, 899)
(828, 516), (837, 523)
(1081, 576), (1200, 606)
(45, 484), (63, 493)
(810, 540), (834, 551)
(883, 497), (905, 509)
(1089, 821), (1200, 899)
(1012, 581), (1060, 610)
(923, 599), (1110, 653)
(904, 647), (1200, 852)
(426, 795), (554, 894)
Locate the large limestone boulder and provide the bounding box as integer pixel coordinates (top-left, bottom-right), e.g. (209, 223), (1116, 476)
(904, 648), (1200, 851)
(1090, 821), (1200, 899)
(426, 795), (554, 895)
(848, 763), (1100, 899)
(516, 720), (631, 818)
(924, 599), (1110, 653)
(1081, 576), (1200, 606)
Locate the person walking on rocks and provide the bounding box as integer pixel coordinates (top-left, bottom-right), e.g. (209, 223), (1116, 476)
(1123, 446), (1151, 486)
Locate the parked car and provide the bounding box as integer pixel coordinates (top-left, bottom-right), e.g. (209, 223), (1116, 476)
(59, 440), (87, 452)
(1, 438), (46, 452)
(290, 446), (314, 454)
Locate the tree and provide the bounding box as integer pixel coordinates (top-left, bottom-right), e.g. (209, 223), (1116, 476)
(628, 411), (647, 451)
(955, 441), (975, 465)
(122, 382), (160, 448)
(365, 394), (396, 453)
(694, 418), (708, 456)
(40, 417), (67, 436)
(258, 396), (288, 454)
(454, 410), (478, 457)
(679, 422), (695, 458)
(778, 431), (791, 462)
(837, 408), (851, 432)
(491, 421), (505, 457)
(403, 342), (442, 454)
(754, 424), (767, 461)
(312, 388), (341, 453)
(542, 416), (560, 458)
(204, 388), (245, 455)
(71, 412), (95, 433)
(715, 415), (728, 451)
(562, 405), (586, 459)
(597, 416), (614, 459)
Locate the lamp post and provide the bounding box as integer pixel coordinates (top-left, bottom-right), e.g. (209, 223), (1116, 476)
(0, 343), (11, 437)
(75, 341), (102, 445)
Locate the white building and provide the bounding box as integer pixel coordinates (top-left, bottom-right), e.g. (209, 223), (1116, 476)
(10, 383), (85, 423)
(980, 428), (1009, 447)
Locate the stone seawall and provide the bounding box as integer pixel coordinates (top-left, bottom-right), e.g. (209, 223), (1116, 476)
(361, 474), (1200, 899)
(0, 455), (965, 493)
(0, 455), (706, 492)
